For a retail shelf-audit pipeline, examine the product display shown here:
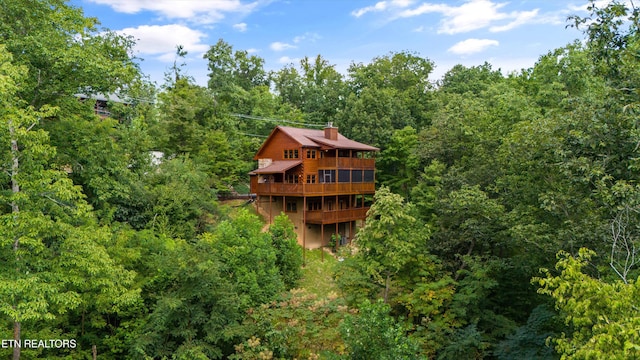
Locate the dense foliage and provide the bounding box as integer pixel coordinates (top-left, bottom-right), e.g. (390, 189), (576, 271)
(1, 0), (639, 358)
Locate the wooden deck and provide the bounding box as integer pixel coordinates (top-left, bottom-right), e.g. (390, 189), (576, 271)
(251, 181), (375, 196)
(305, 207), (369, 224)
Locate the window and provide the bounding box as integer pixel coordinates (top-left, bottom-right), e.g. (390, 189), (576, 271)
(307, 200), (321, 211)
(325, 200), (334, 211)
(306, 149), (316, 159)
(318, 169), (336, 183)
(285, 173), (299, 183)
(352, 170), (363, 183)
(306, 174), (316, 184)
(286, 201), (297, 212)
(338, 169), (350, 183)
(364, 170), (374, 182)
(283, 149), (299, 159)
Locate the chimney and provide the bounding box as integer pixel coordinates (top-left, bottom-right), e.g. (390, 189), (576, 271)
(324, 122), (338, 140)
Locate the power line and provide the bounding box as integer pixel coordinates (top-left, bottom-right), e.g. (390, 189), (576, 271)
(230, 113), (324, 128)
(238, 132), (268, 138)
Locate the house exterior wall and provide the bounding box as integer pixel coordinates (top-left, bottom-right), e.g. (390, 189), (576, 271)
(251, 126), (378, 250)
(256, 131), (302, 160)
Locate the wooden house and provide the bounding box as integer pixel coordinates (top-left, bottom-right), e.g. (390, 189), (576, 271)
(76, 92), (129, 118)
(250, 124), (379, 249)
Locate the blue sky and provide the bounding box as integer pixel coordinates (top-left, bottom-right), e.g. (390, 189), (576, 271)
(68, 0), (604, 87)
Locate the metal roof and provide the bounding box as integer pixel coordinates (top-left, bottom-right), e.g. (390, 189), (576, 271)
(276, 126), (379, 151)
(249, 160), (302, 174)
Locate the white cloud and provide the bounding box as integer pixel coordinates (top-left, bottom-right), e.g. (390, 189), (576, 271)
(293, 32), (321, 44)
(359, 0), (546, 34)
(448, 38), (499, 55)
(278, 56), (300, 64)
(270, 41), (296, 51)
(233, 22), (248, 32)
(352, 0), (414, 17)
(86, 0), (258, 24)
(116, 24), (209, 62)
(490, 9), (538, 32)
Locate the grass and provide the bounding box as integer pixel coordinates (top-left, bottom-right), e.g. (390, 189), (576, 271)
(298, 248), (339, 297)
(219, 199), (260, 218)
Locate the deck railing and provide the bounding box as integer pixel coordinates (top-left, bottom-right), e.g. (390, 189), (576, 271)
(305, 207), (370, 224)
(317, 157), (375, 169)
(251, 182), (375, 196)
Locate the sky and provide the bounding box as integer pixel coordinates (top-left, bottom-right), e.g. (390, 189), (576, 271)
(68, 0), (603, 87)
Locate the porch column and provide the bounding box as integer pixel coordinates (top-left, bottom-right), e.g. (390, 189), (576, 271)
(269, 195), (272, 224)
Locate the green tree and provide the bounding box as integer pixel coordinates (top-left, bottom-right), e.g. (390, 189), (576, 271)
(377, 126), (420, 199)
(205, 209), (284, 309)
(268, 213), (303, 289)
(340, 300), (424, 360)
(346, 51), (434, 128)
(0, 0), (138, 110)
(537, 248), (640, 359)
(350, 187), (428, 302)
(0, 46), (137, 360)
(134, 238), (241, 359)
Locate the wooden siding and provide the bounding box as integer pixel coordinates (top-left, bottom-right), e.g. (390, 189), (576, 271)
(256, 130), (302, 160)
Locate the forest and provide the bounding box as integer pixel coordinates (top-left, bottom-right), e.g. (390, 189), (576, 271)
(1, 0), (639, 359)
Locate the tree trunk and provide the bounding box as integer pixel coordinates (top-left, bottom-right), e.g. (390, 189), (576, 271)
(383, 271), (391, 303)
(13, 321), (20, 360)
(10, 122), (21, 360)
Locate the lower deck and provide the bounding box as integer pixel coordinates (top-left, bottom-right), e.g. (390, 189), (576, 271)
(255, 194), (372, 249)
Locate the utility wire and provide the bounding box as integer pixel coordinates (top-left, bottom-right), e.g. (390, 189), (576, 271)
(230, 113), (324, 128)
(238, 132), (268, 138)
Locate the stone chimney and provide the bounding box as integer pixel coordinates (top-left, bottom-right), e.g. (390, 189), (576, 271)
(324, 122), (338, 140)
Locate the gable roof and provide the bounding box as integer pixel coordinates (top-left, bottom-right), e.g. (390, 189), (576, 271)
(255, 126), (379, 158)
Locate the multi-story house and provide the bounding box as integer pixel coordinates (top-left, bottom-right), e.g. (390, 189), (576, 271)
(250, 124), (378, 249)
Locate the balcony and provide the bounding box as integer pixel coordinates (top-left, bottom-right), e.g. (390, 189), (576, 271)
(317, 157), (375, 169)
(305, 207), (370, 224)
(251, 181), (375, 196)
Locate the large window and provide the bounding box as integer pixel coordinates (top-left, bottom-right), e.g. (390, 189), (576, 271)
(318, 169), (336, 183)
(286, 201), (297, 212)
(364, 170), (374, 182)
(352, 170), (363, 182)
(338, 169), (350, 183)
(285, 173), (299, 183)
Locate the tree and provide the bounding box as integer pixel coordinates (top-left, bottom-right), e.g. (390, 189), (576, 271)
(205, 209), (284, 309)
(0, 45), (137, 360)
(134, 238), (241, 359)
(537, 248), (640, 359)
(350, 187), (427, 302)
(439, 62), (504, 96)
(0, 0), (138, 110)
(340, 300), (424, 360)
(337, 87), (413, 149)
(268, 213), (303, 289)
(377, 126), (421, 199)
(204, 39), (268, 114)
(346, 51), (434, 128)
